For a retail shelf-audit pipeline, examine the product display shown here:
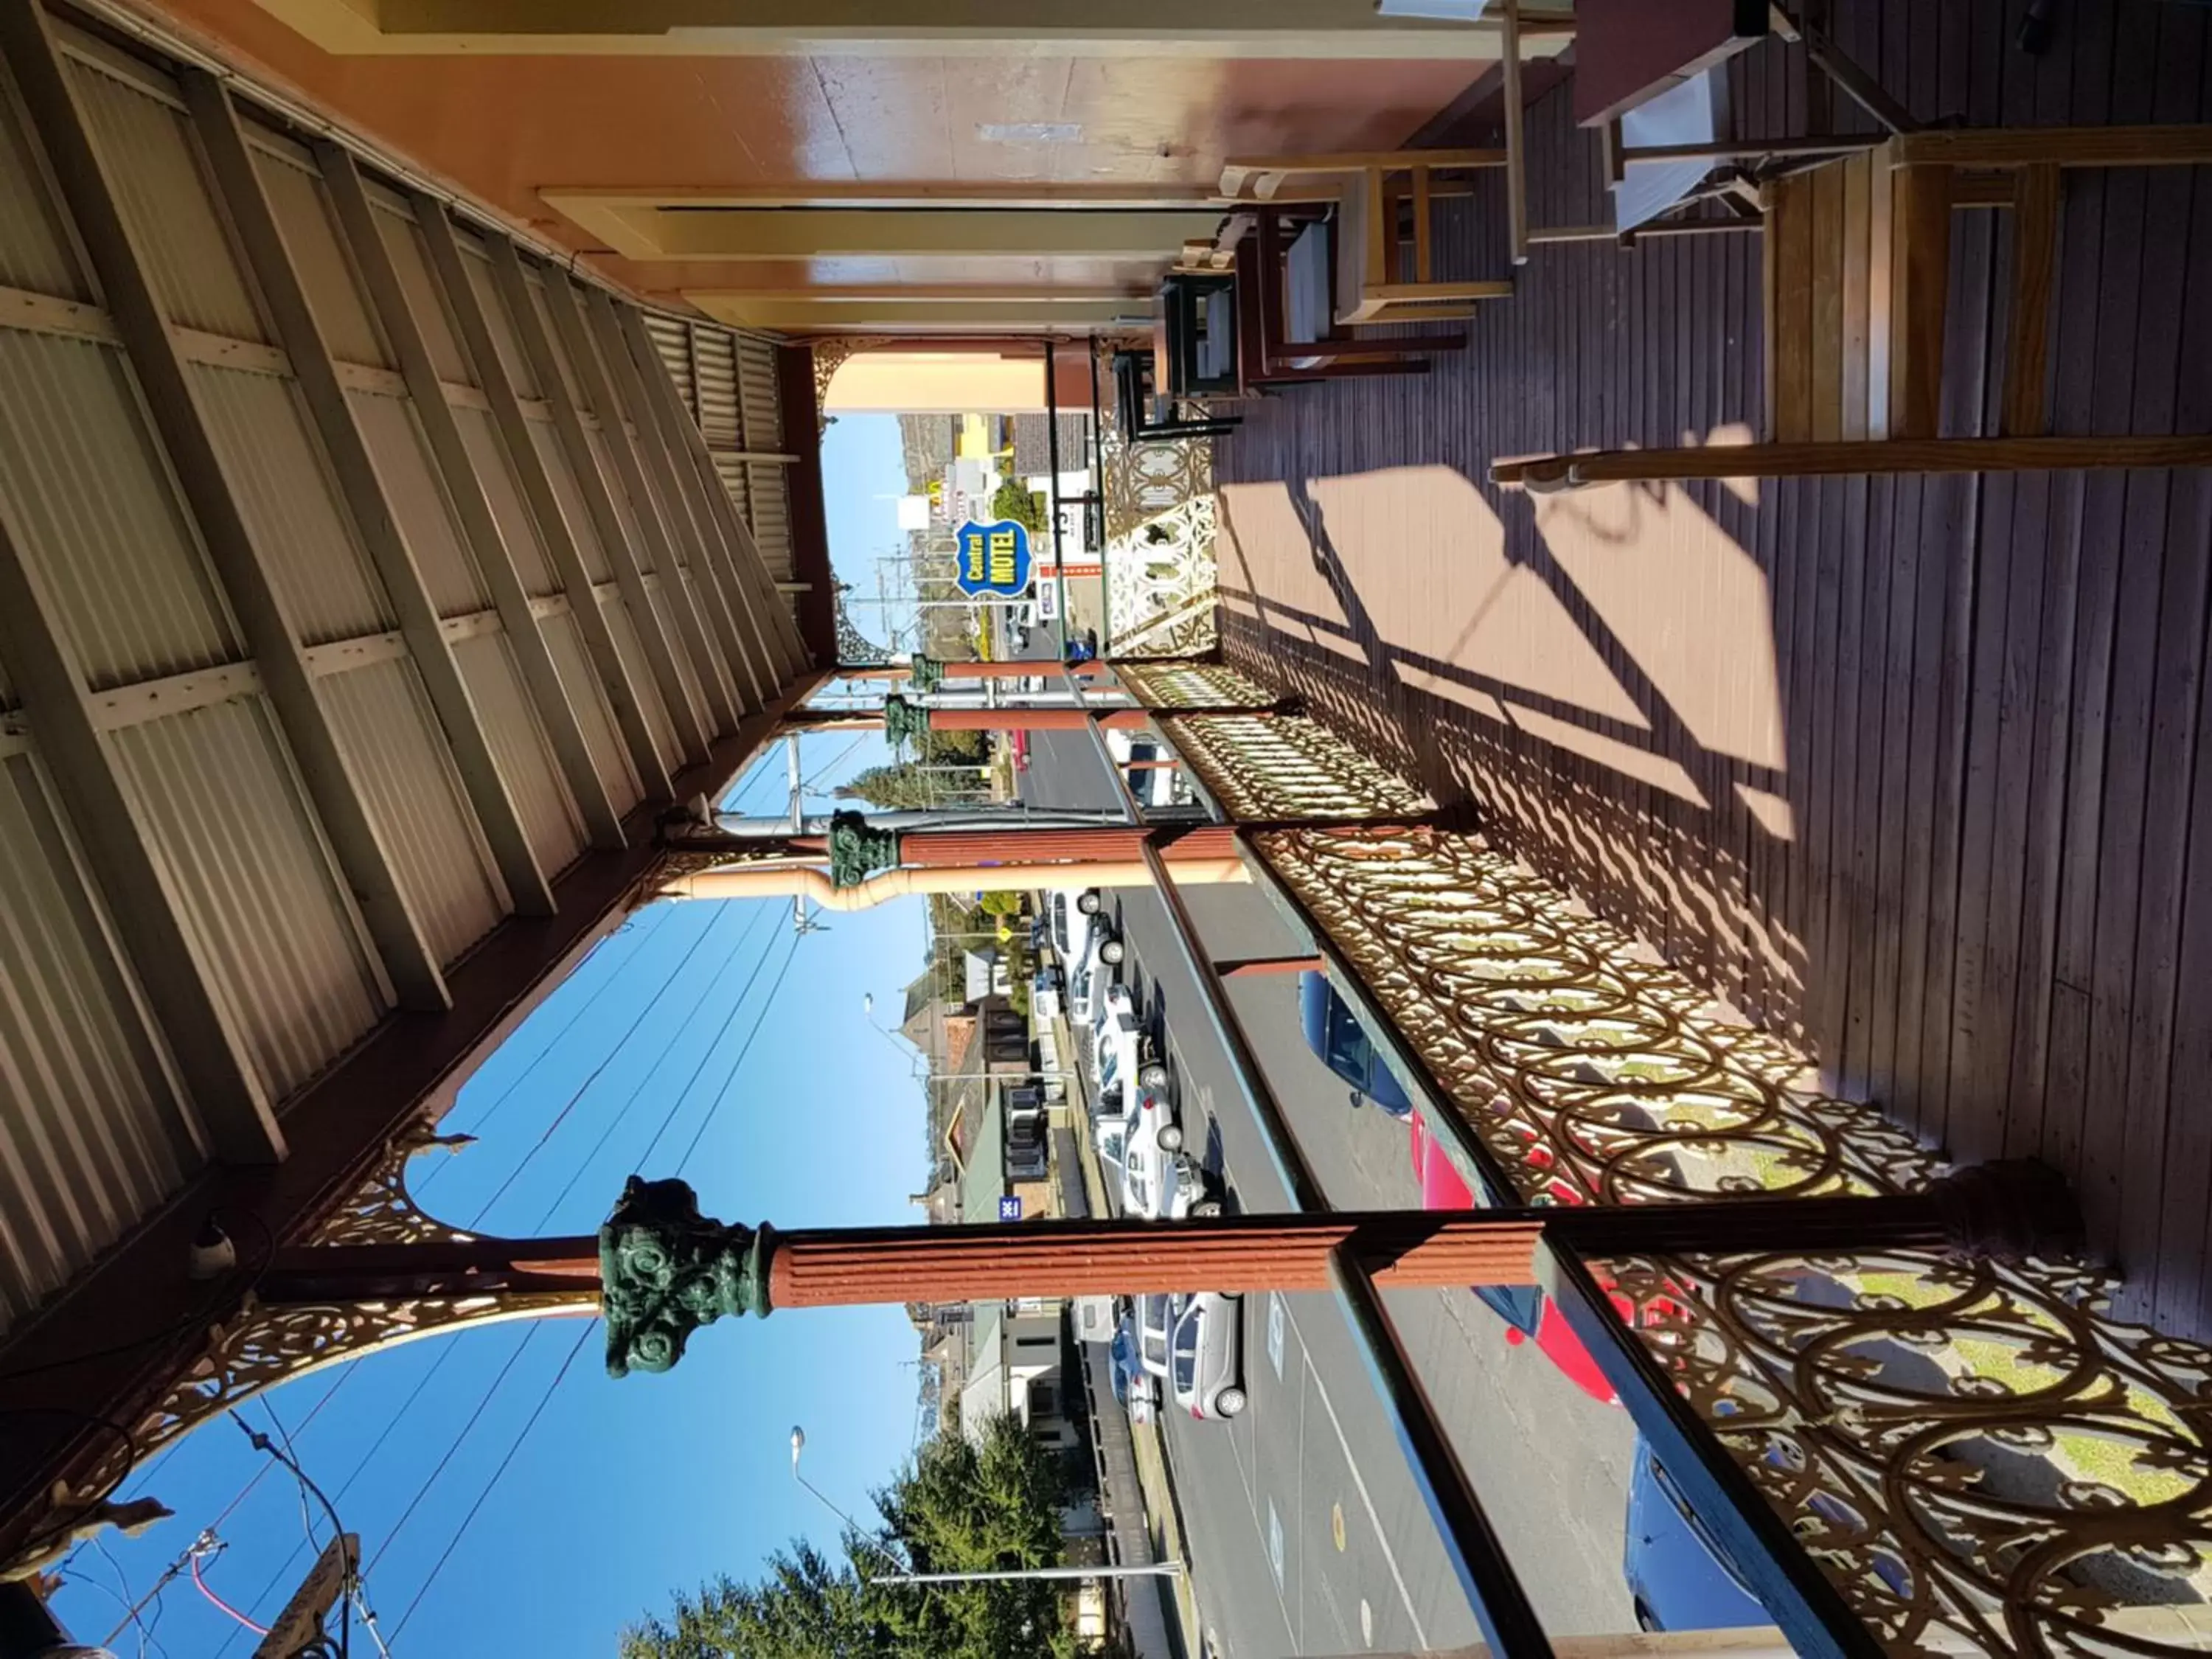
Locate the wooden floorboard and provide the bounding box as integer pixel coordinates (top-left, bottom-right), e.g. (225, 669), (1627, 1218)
(1210, 0), (2212, 1338)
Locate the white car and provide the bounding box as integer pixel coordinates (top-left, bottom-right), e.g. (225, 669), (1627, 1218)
(1169, 1292), (1248, 1420)
(1105, 727), (1190, 810)
(1094, 1080), (1215, 1221)
(1068, 940), (1109, 1026)
(1047, 888), (1124, 974)
(1092, 995), (1170, 1099)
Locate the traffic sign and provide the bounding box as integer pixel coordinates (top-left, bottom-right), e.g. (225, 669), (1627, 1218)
(997, 1195), (1023, 1222)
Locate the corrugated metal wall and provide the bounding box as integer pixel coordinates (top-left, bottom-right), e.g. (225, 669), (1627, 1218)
(641, 310), (800, 599)
(0, 8), (806, 1340)
(0, 748), (201, 1329)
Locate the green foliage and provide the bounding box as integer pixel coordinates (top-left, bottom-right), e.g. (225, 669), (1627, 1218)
(976, 891), (1023, 917)
(838, 763), (939, 812)
(990, 479), (1048, 534)
(621, 1415), (1082, 1659)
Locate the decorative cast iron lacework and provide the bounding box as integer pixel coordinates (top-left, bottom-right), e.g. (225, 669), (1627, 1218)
(44, 1125), (589, 1535)
(1107, 495), (1220, 659)
(834, 582), (894, 667)
(1161, 713), (1435, 824)
(1600, 1247), (2212, 1656)
(1251, 824), (2212, 1652)
(1118, 660), (1281, 711)
(1099, 390), (1213, 544)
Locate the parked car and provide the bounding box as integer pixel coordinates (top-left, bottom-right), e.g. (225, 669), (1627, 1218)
(1408, 1114), (1686, 1408)
(1032, 963), (1065, 1021)
(1048, 888), (1124, 973)
(1299, 972), (1413, 1116)
(1093, 996), (1170, 1098)
(1623, 1439), (1769, 1632)
(1105, 728), (1186, 810)
(1110, 1310), (1157, 1427)
(1169, 1291), (1247, 1420)
(1094, 1081), (1215, 1221)
(1134, 1292), (1175, 1383)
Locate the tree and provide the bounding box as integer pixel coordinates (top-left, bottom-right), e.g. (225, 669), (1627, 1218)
(990, 479), (1047, 534)
(838, 762), (939, 811)
(622, 1415), (1085, 1659)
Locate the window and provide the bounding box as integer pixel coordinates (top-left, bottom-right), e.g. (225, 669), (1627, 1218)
(1326, 1006), (1371, 1084)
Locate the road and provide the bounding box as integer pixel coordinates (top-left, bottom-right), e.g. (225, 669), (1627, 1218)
(1021, 731), (1640, 1657)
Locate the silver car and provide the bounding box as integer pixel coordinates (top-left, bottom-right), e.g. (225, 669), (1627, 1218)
(1169, 1291), (1247, 1420)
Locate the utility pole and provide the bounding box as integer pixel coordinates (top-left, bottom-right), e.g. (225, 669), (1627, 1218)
(252, 1534), (357, 1659)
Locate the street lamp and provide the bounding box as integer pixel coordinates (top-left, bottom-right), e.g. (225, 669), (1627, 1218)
(788, 1424), (869, 1540)
(785, 1425), (1183, 1588)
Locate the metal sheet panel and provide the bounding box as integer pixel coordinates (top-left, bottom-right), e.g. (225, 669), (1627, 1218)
(319, 655), (507, 965)
(453, 403), (557, 597)
(248, 138), (384, 369)
(0, 748), (202, 1335)
(523, 269), (585, 410)
(540, 609), (638, 815)
(748, 463), (795, 582)
(64, 48), (265, 344)
(190, 361), (390, 644)
(737, 333), (785, 451)
(0, 330), (239, 688)
(643, 311), (693, 419)
(693, 329), (741, 448)
(711, 449), (752, 533)
(108, 696), (387, 1102)
(347, 388), (491, 618)
(603, 594), (678, 765)
(453, 631), (585, 876)
(531, 420), (611, 584)
(0, 71), (86, 302)
(459, 237), (536, 398)
(645, 579), (709, 734)
(582, 423), (650, 571)
(369, 192), (466, 383)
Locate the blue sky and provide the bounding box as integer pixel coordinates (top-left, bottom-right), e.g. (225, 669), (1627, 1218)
(53, 418), (928, 1658)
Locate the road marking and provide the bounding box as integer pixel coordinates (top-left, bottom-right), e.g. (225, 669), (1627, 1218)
(1362, 1598), (1375, 1648)
(1267, 1499), (1286, 1592)
(1332, 1501), (1347, 1552)
(1268, 1292), (1287, 1381)
(1284, 1298), (1431, 1652)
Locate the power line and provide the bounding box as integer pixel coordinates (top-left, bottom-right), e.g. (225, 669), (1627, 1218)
(362, 1324), (546, 1579)
(383, 1321), (597, 1645)
(421, 902), (687, 1188)
(454, 903), (751, 1225)
(675, 931), (802, 1176)
(213, 905), (771, 1650)
(490, 904), (777, 1232)
(375, 911), (805, 1630)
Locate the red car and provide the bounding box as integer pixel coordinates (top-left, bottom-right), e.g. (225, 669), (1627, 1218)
(1407, 1115), (1683, 1408)
(1006, 729), (1031, 771)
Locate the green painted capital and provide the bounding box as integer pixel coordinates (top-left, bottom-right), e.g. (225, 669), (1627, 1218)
(882, 692), (931, 751)
(828, 810), (902, 889)
(905, 653), (946, 695)
(599, 1175), (773, 1379)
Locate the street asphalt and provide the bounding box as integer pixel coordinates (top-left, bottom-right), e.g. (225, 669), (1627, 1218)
(1020, 729), (1641, 1658)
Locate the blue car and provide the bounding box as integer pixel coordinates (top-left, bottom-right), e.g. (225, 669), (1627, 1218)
(1298, 972), (1413, 1116)
(1623, 1439), (1769, 1632)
